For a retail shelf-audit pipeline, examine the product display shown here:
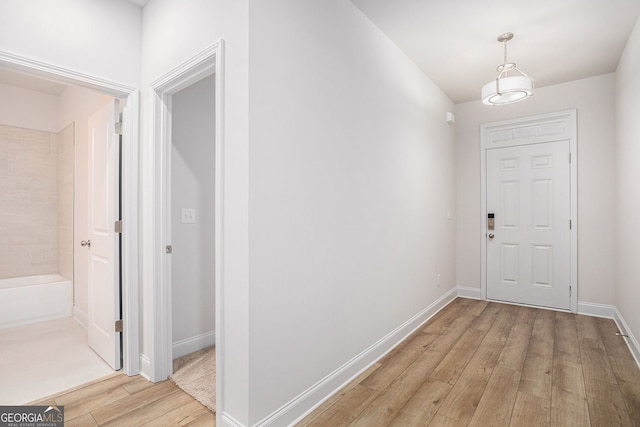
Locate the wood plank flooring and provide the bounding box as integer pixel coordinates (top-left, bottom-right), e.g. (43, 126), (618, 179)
(29, 372), (214, 426)
(25, 298), (639, 426)
(300, 298), (640, 427)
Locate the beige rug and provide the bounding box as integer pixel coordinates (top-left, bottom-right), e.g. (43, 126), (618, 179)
(170, 346), (216, 412)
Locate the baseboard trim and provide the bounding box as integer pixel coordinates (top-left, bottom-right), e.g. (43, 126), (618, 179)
(457, 286), (481, 300)
(209, 293), (640, 426)
(555, 301), (639, 369)
(172, 331), (216, 359)
(73, 306), (88, 328)
(577, 301), (616, 318)
(254, 287), (458, 427)
(139, 354), (152, 381)
(613, 308), (640, 369)
(220, 412), (245, 427)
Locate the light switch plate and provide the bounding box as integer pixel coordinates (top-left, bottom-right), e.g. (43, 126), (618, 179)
(181, 208), (196, 224)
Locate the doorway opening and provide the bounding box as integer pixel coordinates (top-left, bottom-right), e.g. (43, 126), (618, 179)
(0, 68), (125, 402)
(167, 73), (216, 412)
(480, 110), (578, 312)
(150, 42), (223, 417)
(0, 51), (140, 404)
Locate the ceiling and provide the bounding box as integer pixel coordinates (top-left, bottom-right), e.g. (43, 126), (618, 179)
(126, 0), (149, 7)
(4, 1), (639, 102)
(0, 68), (67, 96)
(350, 0), (640, 103)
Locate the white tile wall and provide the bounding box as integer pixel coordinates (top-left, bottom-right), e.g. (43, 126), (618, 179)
(8, 151), (57, 178)
(0, 124), (59, 279)
(0, 126), (52, 154)
(30, 179), (58, 203)
(57, 123), (74, 280)
(0, 151), (7, 176)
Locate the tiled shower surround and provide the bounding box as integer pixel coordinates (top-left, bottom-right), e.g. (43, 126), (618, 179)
(0, 124), (73, 280)
(57, 124), (74, 280)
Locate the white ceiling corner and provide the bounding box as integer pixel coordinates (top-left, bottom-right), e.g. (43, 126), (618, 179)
(126, 0), (149, 8)
(350, 0), (640, 103)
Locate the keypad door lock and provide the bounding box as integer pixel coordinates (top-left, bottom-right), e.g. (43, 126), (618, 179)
(487, 213), (495, 230)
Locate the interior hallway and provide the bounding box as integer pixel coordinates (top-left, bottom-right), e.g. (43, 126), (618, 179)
(0, 317), (113, 404)
(300, 298), (640, 426)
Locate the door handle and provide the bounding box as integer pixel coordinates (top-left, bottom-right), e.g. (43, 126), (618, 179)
(81, 240), (91, 248)
(488, 233), (495, 240)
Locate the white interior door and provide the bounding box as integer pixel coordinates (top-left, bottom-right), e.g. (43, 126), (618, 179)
(87, 99), (121, 370)
(486, 140), (571, 310)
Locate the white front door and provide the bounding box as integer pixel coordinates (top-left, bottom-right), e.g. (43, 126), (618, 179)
(87, 100), (121, 370)
(486, 140), (571, 309)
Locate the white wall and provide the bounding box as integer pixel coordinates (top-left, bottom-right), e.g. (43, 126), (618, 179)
(171, 74), (215, 351)
(141, 0), (250, 422)
(0, 84), (59, 132)
(0, 0), (141, 88)
(247, 0), (456, 422)
(615, 17), (640, 347)
(58, 86), (113, 326)
(455, 74), (616, 306)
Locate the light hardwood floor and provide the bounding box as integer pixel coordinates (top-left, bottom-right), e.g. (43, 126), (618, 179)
(27, 298), (640, 426)
(30, 372), (215, 426)
(300, 298), (640, 426)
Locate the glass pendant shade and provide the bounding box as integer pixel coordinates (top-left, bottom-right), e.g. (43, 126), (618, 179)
(482, 75), (534, 105)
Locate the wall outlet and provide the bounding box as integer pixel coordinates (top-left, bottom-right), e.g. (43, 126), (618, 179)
(181, 208), (196, 224)
(436, 274), (441, 287)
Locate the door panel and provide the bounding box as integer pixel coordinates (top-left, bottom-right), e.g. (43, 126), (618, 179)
(501, 181), (519, 227)
(87, 99), (121, 370)
(501, 244), (519, 284)
(486, 141), (571, 309)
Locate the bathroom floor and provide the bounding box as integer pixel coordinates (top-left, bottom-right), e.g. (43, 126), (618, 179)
(0, 317), (114, 404)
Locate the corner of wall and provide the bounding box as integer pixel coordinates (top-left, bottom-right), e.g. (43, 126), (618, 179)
(73, 305), (88, 328)
(257, 288), (458, 427)
(139, 354), (152, 381)
(614, 308), (640, 368)
(457, 286), (481, 300)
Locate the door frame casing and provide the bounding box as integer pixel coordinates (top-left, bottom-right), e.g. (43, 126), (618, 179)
(480, 109), (578, 312)
(0, 50), (141, 374)
(149, 40), (224, 414)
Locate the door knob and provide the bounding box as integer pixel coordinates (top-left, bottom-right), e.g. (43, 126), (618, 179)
(488, 233), (495, 240)
(81, 240), (91, 248)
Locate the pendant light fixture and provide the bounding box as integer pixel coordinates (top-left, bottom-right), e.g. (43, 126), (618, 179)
(481, 33), (534, 106)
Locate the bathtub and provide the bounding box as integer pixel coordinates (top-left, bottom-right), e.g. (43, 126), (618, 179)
(0, 274), (73, 329)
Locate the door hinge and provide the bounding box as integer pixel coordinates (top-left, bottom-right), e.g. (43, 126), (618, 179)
(569, 286), (572, 298)
(115, 121), (123, 135)
(115, 319), (123, 333)
(569, 219), (572, 229)
(569, 152), (572, 163)
(114, 220), (123, 234)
